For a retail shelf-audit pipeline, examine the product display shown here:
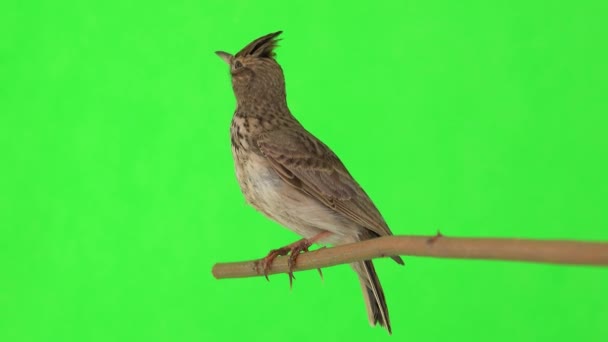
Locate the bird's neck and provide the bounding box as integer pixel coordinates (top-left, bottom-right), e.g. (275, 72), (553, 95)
(233, 96), (301, 131)
(236, 94), (291, 117)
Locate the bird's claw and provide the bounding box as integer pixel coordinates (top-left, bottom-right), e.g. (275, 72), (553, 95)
(258, 246), (291, 281)
(258, 238), (315, 288)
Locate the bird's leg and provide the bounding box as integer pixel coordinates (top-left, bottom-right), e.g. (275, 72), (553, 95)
(258, 231), (332, 287)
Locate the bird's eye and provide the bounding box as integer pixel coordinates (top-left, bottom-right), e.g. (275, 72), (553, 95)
(234, 61), (243, 69)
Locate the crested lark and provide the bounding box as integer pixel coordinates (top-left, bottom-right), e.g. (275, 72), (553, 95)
(216, 31), (403, 334)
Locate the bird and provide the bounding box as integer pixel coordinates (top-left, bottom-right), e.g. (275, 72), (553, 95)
(216, 31), (403, 334)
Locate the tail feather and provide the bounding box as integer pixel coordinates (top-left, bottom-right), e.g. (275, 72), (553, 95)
(353, 260), (392, 334)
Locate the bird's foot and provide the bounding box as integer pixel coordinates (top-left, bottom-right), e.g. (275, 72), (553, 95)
(286, 239), (314, 288)
(257, 231), (332, 287)
(258, 245), (292, 281)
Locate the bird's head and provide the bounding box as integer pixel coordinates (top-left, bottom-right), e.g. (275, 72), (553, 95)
(216, 31), (286, 106)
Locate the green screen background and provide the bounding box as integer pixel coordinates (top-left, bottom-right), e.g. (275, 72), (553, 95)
(2, 1), (607, 341)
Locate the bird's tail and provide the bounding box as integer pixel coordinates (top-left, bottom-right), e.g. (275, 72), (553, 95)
(351, 259), (392, 334)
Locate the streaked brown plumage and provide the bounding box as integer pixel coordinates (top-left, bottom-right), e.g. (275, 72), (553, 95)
(216, 31), (403, 334)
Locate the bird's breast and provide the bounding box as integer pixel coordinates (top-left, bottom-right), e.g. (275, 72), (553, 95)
(232, 148), (284, 213)
(231, 146), (360, 243)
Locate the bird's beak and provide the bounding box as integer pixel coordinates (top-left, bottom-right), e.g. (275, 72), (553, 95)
(215, 51), (233, 65)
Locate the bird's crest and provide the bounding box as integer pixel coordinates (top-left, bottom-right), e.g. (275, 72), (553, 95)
(235, 31), (282, 59)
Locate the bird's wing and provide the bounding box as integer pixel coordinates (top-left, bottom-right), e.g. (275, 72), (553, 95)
(256, 128), (394, 238)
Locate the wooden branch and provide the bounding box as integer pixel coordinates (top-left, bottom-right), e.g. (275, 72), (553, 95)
(212, 235), (608, 279)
